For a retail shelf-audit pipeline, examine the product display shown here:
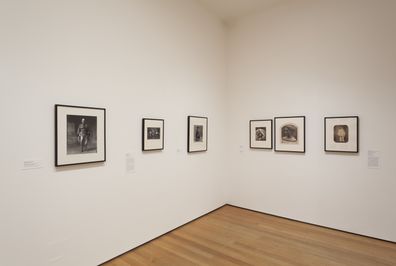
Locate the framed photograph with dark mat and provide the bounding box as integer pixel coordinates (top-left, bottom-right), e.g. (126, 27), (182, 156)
(250, 119), (272, 149)
(325, 116), (359, 153)
(188, 116), (208, 153)
(55, 104), (106, 167)
(274, 116), (305, 153)
(142, 118), (164, 151)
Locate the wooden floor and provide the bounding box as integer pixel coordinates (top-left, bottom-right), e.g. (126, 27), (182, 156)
(103, 205), (396, 266)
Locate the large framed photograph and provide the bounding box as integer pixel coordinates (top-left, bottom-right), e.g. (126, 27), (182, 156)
(55, 104), (106, 167)
(325, 116), (359, 153)
(250, 120), (273, 149)
(188, 116), (208, 153)
(274, 116), (305, 153)
(142, 118), (164, 151)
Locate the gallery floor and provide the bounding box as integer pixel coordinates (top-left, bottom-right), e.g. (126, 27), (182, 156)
(102, 205), (396, 266)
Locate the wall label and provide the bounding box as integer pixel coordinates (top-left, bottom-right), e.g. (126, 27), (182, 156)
(22, 159), (43, 170)
(368, 150), (380, 169)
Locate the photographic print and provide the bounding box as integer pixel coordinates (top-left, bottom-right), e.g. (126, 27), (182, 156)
(333, 125), (349, 143)
(142, 118), (164, 151)
(55, 105), (106, 166)
(256, 128), (266, 141)
(67, 115), (97, 154)
(325, 116), (359, 153)
(281, 124), (298, 144)
(274, 116), (305, 153)
(250, 120), (273, 149)
(194, 125), (204, 142)
(188, 116), (208, 153)
(147, 127), (161, 140)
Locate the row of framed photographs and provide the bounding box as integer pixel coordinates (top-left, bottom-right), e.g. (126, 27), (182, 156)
(142, 116), (208, 153)
(55, 104), (208, 167)
(54, 104), (358, 166)
(250, 116), (359, 153)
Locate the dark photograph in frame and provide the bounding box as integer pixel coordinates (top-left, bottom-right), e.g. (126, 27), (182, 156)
(194, 125), (204, 142)
(67, 115), (97, 154)
(142, 118), (164, 151)
(325, 116), (359, 153)
(55, 104), (106, 167)
(188, 116), (208, 153)
(249, 119), (273, 149)
(274, 116), (305, 153)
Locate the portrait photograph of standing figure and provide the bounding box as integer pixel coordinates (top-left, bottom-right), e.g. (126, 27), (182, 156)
(194, 125), (204, 142)
(67, 115), (97, 154)
(55, 104), (106, 166)
(188, 116), (208, 153)
(325, 116), (359, 153)
(333, 125), (349, 143)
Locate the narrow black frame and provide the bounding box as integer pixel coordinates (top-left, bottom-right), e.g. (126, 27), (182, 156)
(187, 116), (208, 153)
(142, 118), (165, 151)
(249, 119), (273, 149)
(55, 104), (106, 167)
(274, 116), (306, 153)
(324, 116), (359, 153)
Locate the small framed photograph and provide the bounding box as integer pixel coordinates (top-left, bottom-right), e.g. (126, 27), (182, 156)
(142, 118), (164, 151)
(55, 104), (106, 167)
(250, 120), (273, 149)
(274, 116), (305, 153)
(188, 116), (208, 153)
(325, 116), (359, 153)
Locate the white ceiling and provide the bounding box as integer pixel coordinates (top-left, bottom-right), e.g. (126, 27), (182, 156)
(197, 0), (284, 22)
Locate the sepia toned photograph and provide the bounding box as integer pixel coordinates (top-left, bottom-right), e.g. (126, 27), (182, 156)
(274, 116), (305, 153)
(325, 116), (359, 153)
(188, 116), (208, 152)
(55, 104), (106, 167)
(281, 124), (298, 144)
(67, 115), (97, 154)
(255, 127), (266, 141)
(250, 120), (272, 149)
(333, 125), (349, 143)
(142, 119), (164, 151)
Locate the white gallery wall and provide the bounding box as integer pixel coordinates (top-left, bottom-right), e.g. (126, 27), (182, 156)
(227, 0), (396, 242)
(1, 0), (396, 265)
(0, 0), (228, 265)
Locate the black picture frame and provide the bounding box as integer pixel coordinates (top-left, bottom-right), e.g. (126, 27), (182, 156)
(249, 119), (273, 149)
(274, 116), (306, 153)
(187, 116), (208, 153)
(142, 118), (165, 151)
(324, 116), (359, 153)
(55, 104), (106, 167)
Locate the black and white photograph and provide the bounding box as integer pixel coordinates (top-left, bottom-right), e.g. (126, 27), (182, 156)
(188, 116), (208, 152)
(55, 105), (106, 166)
(281, 124), (298, 144)
(147, 127), (161, 140)
(325, 116), (359, 153)
(194, 125), (204, 142)
(274, 116), (305, 153)
(67, 115), (97, 154)
(142, 119), (164, 151)
(250, 120), (272, 149)
(256, 128), (266, 141)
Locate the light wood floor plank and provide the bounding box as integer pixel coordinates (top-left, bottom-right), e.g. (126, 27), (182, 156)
(102, 205), (396, 266)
